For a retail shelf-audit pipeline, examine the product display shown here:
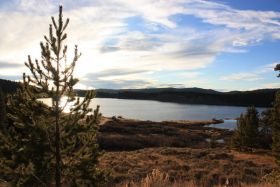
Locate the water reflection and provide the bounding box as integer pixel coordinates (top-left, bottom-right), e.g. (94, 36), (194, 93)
(39, 96), (74, 113)
(40, 98), (265, 127)
(206, 120), (237, 130)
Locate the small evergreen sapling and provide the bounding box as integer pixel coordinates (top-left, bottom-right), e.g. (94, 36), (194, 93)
(0, 5), (105, 186)
(232, 106), (259, 149)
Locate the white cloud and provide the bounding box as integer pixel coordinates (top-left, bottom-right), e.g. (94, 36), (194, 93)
(221, 73), (263, 81)
(17, 0), (55, 14)
(257, 62), (279, 73)
(81, 78), (156, 89)
(262, 83), (280, 89)
(74, 83), (94, 90)
(220, 62), (279, 82)
(0, 0), (280, 89)
(179, 72), (201, 79)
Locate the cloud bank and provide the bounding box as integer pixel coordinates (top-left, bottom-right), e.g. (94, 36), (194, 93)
(0, 0), (280, 89)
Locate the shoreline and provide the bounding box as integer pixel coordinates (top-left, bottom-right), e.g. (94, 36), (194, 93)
(94, 96), (272, 107)
(98, 116), (232, 152)
(101, 116), (225, 126)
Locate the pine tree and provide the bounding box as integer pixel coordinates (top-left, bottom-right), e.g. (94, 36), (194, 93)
(259, 109), (273, 148)
(0, 87), (6, 128)
(232, 106), (259, 149)
(232, 114), (245, 148)
(272, 92), (280, 166)
(0, 89), (53, 186)
(272, 63), (280, 166)
(0, 5), (105, 186)
(275, 64), (280, 77)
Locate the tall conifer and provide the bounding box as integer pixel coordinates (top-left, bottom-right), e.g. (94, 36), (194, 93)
(272, 92), (280, 166)
(0, 6), (105, 186)
(272, 63), (280, 166)
(275, 64), (280, 77)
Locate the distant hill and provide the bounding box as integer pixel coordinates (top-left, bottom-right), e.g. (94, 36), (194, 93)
(76, 87), (279, 107)
(0, 79), (20, 93)
(0, 78), (279, 107)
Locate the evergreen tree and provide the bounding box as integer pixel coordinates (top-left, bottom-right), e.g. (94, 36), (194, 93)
(272, 92), (280, 165)
(275, 63), (280, 77)
(0, 89), (53, 186)
(232, 114), (245, 148)
(232, 106), (259, 149)
(0, 87), (6, 128)
(272, 92), (280, 166)
(0, 6), (105, 186)
(259, 109), (273, 148)
(272, 63), (280, 166)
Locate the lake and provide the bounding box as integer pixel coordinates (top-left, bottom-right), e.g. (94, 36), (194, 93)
(89, 98), (265, 121)
(42, 98), (266, 129)
(206, 120), (238, 130)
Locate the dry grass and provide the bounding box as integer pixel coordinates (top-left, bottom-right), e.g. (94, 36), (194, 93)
(97, 118), (232, 151)
(98, 118), (278, 186)
(231, 150), (276, 168)
(115, 169), (280, 187)
(100, 147), (276, 186)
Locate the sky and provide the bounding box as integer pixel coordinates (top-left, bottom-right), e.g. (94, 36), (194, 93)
(0, 0), (280, 91)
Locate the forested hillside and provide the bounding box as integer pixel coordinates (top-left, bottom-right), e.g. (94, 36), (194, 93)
(0, 78), (278, 107)
(81, 88), (279, 107)
(0, 79), (20, 93)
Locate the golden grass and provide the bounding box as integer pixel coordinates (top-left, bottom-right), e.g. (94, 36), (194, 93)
(230, 150), (276, 168)
(100, 147), (276, 185)
(98, 119), (231, 151)
(117, 169), (280, 187)
(98, 118), (277, 186)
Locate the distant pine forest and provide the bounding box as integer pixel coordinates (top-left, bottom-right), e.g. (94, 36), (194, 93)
(0, 78), (278, 107)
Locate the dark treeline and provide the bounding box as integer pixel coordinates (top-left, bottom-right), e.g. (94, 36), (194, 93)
(0, 79), (20, 93)
(77, 87), (279, 107)
(1, 78), (278, 107)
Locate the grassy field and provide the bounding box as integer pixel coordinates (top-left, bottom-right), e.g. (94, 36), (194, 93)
(98, 117), (277, 187)
(98, 118), (231, 151)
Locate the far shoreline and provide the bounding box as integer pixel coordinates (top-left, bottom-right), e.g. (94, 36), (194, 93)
(94, 96), (271, 108)
(100, 116), (225, 127)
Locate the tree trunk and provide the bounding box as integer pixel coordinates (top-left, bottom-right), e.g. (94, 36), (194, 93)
(55, 100), (61, 187)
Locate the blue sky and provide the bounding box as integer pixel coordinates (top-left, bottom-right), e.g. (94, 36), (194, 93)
(0, 0), (280, 91)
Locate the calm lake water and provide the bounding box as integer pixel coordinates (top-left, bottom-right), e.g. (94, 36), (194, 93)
(206, 120), (238, 130)
(41, 98), (266, 130)
(90, 98), (265, 121)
